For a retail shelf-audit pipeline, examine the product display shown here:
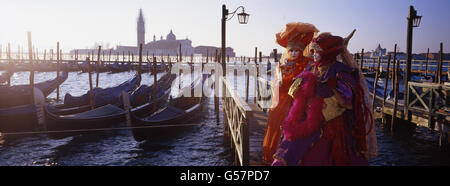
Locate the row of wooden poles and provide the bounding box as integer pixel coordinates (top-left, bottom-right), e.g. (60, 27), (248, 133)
(356, 43), (447, 84)
(0, 43), (277, 66)
(85, 43), (160, 113)
(19, 32), (63, 103)
(4, 33), (161, 113)
(213, 47), (279, 119)
(365, 43), (446, 131)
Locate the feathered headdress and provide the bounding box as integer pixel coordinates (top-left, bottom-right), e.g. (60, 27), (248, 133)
(276, 22), (319, 51)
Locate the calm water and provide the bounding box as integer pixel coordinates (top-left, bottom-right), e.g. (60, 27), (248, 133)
(0, 65), (449, 166)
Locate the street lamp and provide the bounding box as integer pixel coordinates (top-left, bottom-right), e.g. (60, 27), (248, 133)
(237, 10), (250, 24)
(412, 10), (422, 27)
(404, 5), (422, 121)
(222, 4), (249, 78)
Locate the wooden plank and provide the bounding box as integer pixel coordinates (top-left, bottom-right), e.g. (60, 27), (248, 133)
(383, 107), (430, 129)
(409, 85), (430, 112)
(247, 103), (268, 166)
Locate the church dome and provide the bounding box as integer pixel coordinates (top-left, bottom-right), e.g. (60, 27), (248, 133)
(167, 30), (176, 40)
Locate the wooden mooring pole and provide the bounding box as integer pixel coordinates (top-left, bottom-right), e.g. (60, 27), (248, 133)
(246, 68), (250, 102)
(372, 56), (381, 109)
(273, 49), (278, 62)
(391, 60), (400, 131)
(87, 57), (94, 110)
(254, 47), (258, 103)
(27, 32), (35, 104)
(138, 43), (142, 81)
(206, 49), (209, 63)
(179, 44), (182, 62)
(392, 44), (397, 90)
(425, 48), (429, 77)
(360, 48), (364, 70)
(153, 56), (157, 113)
(7, 43), (11, 86)
(437, 42), (443, 84)
(382, 54), (392, 107)
(96, 46), (101, 88)
(382, 54), (392, 125)
(215, 49), (218, 63)
(56, 42), (60, 101)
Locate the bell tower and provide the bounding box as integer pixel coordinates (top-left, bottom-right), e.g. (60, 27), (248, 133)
(137, 8), (145, 47)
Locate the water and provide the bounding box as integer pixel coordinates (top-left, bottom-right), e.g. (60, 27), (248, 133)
(0, 66), (449, 166)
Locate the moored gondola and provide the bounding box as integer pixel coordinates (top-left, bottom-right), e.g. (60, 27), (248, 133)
(0, 70), (68, 108)
(43, 75), (175, 139)
(48, 73), (174, 115)
(0, 88), (46, 133)
(128, 74), (208, 141)
(62, 74), (140, 108)
(109, 62), (130, 73)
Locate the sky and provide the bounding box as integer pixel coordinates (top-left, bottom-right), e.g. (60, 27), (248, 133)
(0, 0), (449, 57)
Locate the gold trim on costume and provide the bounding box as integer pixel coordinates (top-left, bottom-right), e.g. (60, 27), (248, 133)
(273, 155), (288, 166)
(322, 95), (346, 121)
(288, 78), (303, 98)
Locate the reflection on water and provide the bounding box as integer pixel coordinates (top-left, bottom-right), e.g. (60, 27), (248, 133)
(0, 68), (449, 166)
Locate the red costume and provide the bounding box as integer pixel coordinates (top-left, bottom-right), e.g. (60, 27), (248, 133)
(262, 22), (319, 164)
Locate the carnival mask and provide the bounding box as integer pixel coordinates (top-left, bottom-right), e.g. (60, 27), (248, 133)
(288, 48), (301, 60)
(309, 42), (323, 62)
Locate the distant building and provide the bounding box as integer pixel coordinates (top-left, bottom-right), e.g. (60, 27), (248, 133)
(70, 9), (235, 58)
(137, 9), (145, 48)
(371, 44), (387, 58)
(114, 8), (195, 57)
(115, 29), (195, 57)
(194, 46), (235, 58)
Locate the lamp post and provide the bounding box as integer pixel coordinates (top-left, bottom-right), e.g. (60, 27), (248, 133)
(221, 4), (249, 165)
(405, 5), (422, 121)
(221, 4), (249, 77)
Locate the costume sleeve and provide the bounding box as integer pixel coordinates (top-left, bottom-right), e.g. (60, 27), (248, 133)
(334, 71), (356, 107)
(282, 71), (324, 140)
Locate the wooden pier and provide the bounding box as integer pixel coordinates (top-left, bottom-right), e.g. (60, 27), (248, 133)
(378, 81), (450, 150)
(366, 46), (450, 151)
(221, 76), (268, 166)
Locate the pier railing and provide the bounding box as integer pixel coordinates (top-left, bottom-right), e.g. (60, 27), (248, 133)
(406, 82), (450, 127)
(222, 76), (251, 166)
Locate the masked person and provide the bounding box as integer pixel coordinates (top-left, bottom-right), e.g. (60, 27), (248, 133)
(272, 32), (378, 166)
(262, 22), (319, 165)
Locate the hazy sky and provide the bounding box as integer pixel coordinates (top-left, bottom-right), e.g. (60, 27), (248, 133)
(1, 0), (449, 57)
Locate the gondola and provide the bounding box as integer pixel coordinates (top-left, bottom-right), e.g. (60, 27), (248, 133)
(62, 74), (140, 108)
(62, 62), (81, 72)
(43, 74), (177, 139)
(109, 62), (129, 73)
(138, 60), (168, 74)
(0, 88), (46, 133)
(0, 70), (68, 108)
(46, 74), (140, 115)
(79, 61), (109, 73)
(129, 74), (208, 141)
(49, 72), (174, 115)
